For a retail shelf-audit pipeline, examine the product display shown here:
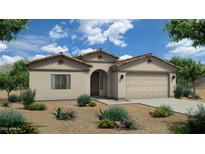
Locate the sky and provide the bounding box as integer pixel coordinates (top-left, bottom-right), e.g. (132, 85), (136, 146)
(0, 19), (205, 65)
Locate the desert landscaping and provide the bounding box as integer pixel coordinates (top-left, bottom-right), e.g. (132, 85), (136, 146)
(0, 90), (188, 134)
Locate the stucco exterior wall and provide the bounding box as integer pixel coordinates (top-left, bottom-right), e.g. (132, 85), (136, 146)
(87, 62), (114, 98)
(111, 71), (118, 99)
(195, 77), (205, 88)
(169, 73), (176, 97)
(29, 71), (89, 100)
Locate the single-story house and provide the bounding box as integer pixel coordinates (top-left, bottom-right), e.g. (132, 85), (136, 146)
(28, 49), (178, 101)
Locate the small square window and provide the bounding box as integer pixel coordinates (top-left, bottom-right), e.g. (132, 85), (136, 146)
(51, 74), (71, 89)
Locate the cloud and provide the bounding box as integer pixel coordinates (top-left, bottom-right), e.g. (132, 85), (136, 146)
(29, 54), (47, 61)
(71, 34), (77, 40)
(0, 55), (23, 65)
(72, 48), (96, 55)
(165, 39), (205, 59)
(119, 54), (132, 60)
(79, 20), (134, 47)
(3, 35), (49, 56)
(0, 42), (7, 52)
(40, 43), (68, 54)
(49, 24), (68, 40)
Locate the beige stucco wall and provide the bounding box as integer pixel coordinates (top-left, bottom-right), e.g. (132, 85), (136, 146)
(169, 73), (176, 97)
(29, 71), (89, 100)
(112, 57), (177, 99)
(82, 52), (117, 62)
(87, 62), (114, 98)
(195, 77), (205, 88)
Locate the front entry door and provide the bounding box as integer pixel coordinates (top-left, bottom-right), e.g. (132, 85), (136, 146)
(91, 72), (99, 96)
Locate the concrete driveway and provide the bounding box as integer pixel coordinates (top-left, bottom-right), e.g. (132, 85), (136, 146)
(94, 98), (205, 114)
(129, 98), (205, 114)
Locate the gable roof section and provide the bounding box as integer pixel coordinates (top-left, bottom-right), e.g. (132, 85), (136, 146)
(28, 53), (92, 67)
(110, 53), (179, 70)
(76, 49), (119, 60)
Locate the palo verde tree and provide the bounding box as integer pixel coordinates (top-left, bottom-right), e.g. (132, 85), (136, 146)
(0, 71), (17, 105)
(10, 60), (29, 94)
(170, 57), (205, 97)
(0, 19), (28, 41)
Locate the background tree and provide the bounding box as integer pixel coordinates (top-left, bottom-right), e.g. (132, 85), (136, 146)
(0, 71), (17, 105)
(10, 60), (29, 94)
(0, 19), (28, 41)
(164, 19), (205, 47)
(170, 57), (205, 97)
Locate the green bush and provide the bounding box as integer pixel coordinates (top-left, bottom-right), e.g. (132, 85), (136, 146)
(123, 118), (136, 129)
(53, 108), (76, 120)
(98, 119), (114, 128)
(22, 89), (36, 109)
(88, 101), (96, 107)
(182, 88), (193, 97)
(97, 106), (129, 121)
(174, 86), (183, 98)
(53, 107), (64, 118)
(28, 103), (47, 111)
(77, 94), (91, 107)
(8, 124), (39, 134)
(152, 105), (173, 118)
(0, 109), (26, 132)
(175, 105), (205, 134)
(8, 94), (21, 102)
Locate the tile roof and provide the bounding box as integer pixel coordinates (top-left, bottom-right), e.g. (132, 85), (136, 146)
(111, 53), (179, 69)
(76, 49), (119, 59)
(28, 52), (92, 67)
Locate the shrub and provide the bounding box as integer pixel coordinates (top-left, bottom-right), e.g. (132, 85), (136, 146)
(98, 119), (114, 128)
(8, 124), (39, 134)
(174, 86), (183, 98)
(182, 88), (193, 97)
(53, 108), (76, 120)
(22, 89), (36, 109)
(97, 106), (129, 121)
(53, 107), (64, 118)
(28, 103), (47, 111)
(77, 94), (91, 107)
(122, 118), (136, 129)
(8, 94), (21, 102)
(152, 105), (173, 118)
(88, 101), (96, 107)
(175, 105), (205, 134)
(0, 109), (26, 132)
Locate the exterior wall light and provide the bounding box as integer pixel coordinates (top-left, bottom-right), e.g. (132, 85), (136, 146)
(172, 75), (176, 80)
(120, 75), (124, 80)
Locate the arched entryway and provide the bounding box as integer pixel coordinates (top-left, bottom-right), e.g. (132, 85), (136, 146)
(90, 70), (107, 97)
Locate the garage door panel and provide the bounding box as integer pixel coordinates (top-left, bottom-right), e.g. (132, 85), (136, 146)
(126, 72), (168, 99)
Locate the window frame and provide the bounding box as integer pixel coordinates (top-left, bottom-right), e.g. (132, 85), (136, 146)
(51, 74), (71, 90)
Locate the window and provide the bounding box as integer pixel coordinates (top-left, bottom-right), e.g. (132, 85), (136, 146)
(100, 75), (104, 90)
(51, 74), (71, 89)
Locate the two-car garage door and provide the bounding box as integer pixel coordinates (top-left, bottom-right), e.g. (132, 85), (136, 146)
(126, 72), (169, 99)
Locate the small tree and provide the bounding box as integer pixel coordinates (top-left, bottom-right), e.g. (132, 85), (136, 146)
(10, 60), (29, 94)
(183, 60), (205, 97)
(171, 57), (205, 97)
(0, 71), (17, 104)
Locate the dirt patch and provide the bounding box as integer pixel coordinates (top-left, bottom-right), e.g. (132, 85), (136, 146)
(0, 100), (187, 134)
